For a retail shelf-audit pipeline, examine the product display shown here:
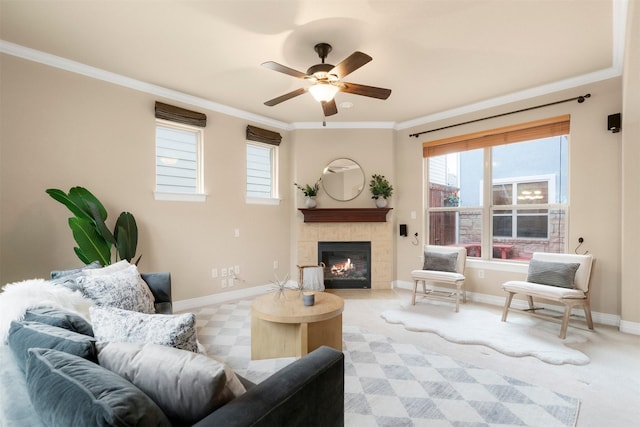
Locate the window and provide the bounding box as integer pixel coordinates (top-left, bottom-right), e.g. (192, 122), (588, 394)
(246, 141), (279, 204)
(425, 116), (569, 261)
(155, 120), (205, 201)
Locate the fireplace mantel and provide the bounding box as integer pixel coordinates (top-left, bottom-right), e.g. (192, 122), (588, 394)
(298, 208), (392, 223)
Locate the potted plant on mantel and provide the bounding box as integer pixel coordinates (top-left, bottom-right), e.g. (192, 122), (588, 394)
(369, 174), (393, 208)
(294, 178), (321, 209)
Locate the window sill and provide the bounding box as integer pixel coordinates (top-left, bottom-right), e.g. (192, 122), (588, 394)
(466, 258), (529, 274)
(154, 192), (207, 202)
(246, 197), (281, 206)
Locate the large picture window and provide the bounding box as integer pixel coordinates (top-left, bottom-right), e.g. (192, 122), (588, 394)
(425, 116), (569, 261)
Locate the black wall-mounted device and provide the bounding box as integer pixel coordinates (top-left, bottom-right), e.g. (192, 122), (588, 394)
(608, 113), (621, 133)
(399, 224), (407, 237)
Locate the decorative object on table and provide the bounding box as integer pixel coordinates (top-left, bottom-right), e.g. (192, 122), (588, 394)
(270, 273), (291, 301)
(303, 292), (315, 306)
(444, 191), (460, 207)
(369, 174), (393, 208)
(294, 178), (321, 209)
(46, 186), (140, 266)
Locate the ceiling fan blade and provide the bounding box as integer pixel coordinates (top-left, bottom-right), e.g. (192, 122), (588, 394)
(261, 61), (308, 79)
(329, 52), (372, 79)
(321, 99), (338, 116)
(264, 88), (307, 106)
(339, 82), (391, 100)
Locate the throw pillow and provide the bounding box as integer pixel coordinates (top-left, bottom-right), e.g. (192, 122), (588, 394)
(97, 342), (246, 425)
(7, 321), (96, 372)
(526, 259), (581, 288)
(23, 307), (93, 336)
(78, 264), (155, 314)
(50, 261), (102, 291)
(423, 251), (458, 272)
(90, 306), (198, 352)
(26, 348), (171, 427)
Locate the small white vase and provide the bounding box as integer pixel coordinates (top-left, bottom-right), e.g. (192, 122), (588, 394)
(375, 198), (388, 208)
(305, 196), (317, 208)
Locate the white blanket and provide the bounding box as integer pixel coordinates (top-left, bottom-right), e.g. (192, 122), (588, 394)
(0, 279), (94, 343)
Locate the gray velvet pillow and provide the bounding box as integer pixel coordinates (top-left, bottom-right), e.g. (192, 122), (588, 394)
(526, 259), (580, 288)
(423, 251), (458, 272)
(26, 348), (171, 427)
(90, 306), (198, 352)
(97, 342), (246, 425)
(23, 307), (93, 337)
(7, 321), (96, 372)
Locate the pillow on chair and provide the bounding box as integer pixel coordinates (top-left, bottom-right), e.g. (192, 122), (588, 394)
(423, 251), (458, 272)
(526, 259), (580, 288)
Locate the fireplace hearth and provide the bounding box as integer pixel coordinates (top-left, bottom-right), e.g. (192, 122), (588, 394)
(318, 241), (371, 289)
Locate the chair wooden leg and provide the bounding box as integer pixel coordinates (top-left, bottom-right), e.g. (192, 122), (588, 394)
(584, 303), (594, 330)
(411, 280), (419, 305)
(461, 281), (467, 303)
(501, 293), (514, 322)
(526, 295), (535, 310)
(454, 283), (461, 312)
(559, 305), (572, 339)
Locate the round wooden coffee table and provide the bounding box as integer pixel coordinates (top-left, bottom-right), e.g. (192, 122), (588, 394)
(251, 290), (344, 360)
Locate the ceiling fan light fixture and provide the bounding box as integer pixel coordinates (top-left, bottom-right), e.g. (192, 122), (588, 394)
(309, 83), (339, 102)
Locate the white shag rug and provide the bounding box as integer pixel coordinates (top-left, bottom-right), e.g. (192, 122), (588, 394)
(381, 300), (590, 365)
(0, 279), (94, 343)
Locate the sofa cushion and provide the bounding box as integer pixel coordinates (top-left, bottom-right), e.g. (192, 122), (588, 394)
(78, 263), (155, 314)
(97, 342), (246, 425)
(422, 251), (458, 272)
(90, 306), (198, 352)
(526, 259), (581, 289)
(49, 261), (102, 292)
(7, 321), (96, 372)
(26, 348), (171, 427)
(23, 307), (93, 337)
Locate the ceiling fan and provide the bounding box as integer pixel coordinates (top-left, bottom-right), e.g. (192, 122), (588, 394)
(262, 43), (392, 117)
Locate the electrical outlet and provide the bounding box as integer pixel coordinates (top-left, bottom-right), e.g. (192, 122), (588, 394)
(273, 261), (279, 269)
(211, 268), (218, 278)
(478, 269), (485, 279)
(221, 279), (227, 288)
(234, 229), (240, 238)
(234, 265), (240, 275)
(221, 268), (227, 277)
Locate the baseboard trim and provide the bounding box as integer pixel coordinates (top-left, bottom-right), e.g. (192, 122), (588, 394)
(173, 284), (272, 312)
(392, 280), (639, 335)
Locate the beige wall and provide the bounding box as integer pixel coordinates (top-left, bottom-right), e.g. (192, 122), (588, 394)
(0, 55), (292, 300)
(1, 39), (637, 326)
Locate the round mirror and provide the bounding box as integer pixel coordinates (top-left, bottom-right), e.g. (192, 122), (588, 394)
(321, 158), (365, 201)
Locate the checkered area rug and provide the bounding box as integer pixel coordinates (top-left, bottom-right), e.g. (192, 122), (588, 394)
(189, 299), (580, 427)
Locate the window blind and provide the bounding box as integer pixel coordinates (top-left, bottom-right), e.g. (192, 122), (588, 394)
(246, 125), (281, 146)
(155, 102), (207, 127)
(423, 115), (570, 158)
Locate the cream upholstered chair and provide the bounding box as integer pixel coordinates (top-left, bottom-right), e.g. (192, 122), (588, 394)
(501, 252), (594, 339)
(411, 245), (467, 312)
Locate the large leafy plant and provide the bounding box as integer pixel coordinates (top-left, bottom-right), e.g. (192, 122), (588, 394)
(46, 186), (140, 266)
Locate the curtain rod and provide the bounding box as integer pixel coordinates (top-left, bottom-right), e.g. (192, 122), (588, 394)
(409, 93), (591, 138)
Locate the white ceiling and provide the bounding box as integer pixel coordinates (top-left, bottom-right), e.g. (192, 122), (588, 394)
(0, 0), (626, 128)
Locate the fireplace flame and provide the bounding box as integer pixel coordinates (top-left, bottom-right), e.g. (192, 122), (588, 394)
(330, 258), (354, 276)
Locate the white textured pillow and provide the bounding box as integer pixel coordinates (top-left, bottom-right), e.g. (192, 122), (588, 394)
(82, 260), (131, 276)
(79, 264), (155, 313)
(96, 342), (245, 424)
(90, 306), (198, 352)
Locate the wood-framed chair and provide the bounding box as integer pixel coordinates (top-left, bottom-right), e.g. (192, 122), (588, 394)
(501, 252), (594, 339)
(410, 245), (467, 312)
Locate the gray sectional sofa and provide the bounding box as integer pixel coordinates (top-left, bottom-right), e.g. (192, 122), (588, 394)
(0, 270), (345, 427)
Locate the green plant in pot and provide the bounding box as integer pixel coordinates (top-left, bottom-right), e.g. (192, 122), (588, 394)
(294, 178), (321, 208)
(46, 186), (140, 266)
(369, 174), (393, 207)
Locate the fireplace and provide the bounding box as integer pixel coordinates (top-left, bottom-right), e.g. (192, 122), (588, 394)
(318, 241), (371, 289)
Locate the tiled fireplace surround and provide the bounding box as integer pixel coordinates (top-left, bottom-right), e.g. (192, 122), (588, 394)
(296, 220), (393, 290)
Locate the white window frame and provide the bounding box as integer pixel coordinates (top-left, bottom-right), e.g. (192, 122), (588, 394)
(154, 119), (206, 202)
(245, 141), (280, 205)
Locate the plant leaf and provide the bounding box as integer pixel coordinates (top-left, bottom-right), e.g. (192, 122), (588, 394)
(46, 188), (93, 221)
(69, 217), (112, 266)
(86, 201), (116, 245)
(115, 212), (138, 262)
(68, 187), (108, 221)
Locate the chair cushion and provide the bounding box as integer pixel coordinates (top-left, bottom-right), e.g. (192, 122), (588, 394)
(7, 321), (96, 372)
(422, 251), (458, 272)
(96, 342), (246, 425)
(26, 348), (171, 427)
(526, 259), (580, 288)
(502, 280), (587, 300)
(411, 269), (465, 282)
(90, 306), (198, 352)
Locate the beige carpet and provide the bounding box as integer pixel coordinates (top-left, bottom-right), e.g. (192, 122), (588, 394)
(381, 300), (590, 365)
